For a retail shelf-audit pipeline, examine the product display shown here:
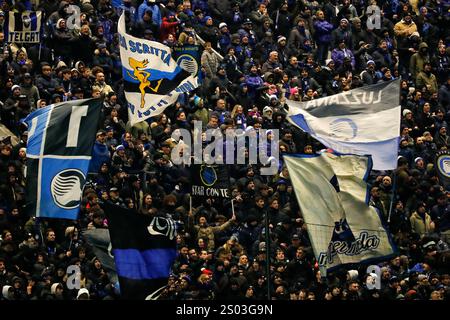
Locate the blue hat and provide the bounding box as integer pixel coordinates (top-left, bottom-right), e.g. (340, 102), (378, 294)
(116, 145), (125, 151)
(193, 96), (201, 106)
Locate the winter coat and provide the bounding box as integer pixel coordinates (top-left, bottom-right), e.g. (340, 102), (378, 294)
(331, 48), (355, 68)
(410, 211), (434, 236)
(35, 75), (59, 100)
(137, 2), (162, 27)
(394, 20), (418, 38)
(410, 42), (430, 80)
(313, 20), (334, 44)
(20, 83), (40, 108)
(201, 50), (219, 79)
(88, 141), (110, 174)
(416, 71), (438, 94)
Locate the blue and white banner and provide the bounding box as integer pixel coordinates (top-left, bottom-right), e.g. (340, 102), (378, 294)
(24, 99), (103, 220)
(284, 153), (395, 272)
(286, 79), (401, 170)
(118, 13), (198, 125)
(7, 11), (42, 43)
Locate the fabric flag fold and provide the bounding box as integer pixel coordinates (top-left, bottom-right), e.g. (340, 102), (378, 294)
(24, 98), (102, 220)
(83, 228), (118, 284)
(118, 13), (198, 125)
(284, 152), (396, 272)
(286, 79), (401, 170)
(103, 201), (177, 300)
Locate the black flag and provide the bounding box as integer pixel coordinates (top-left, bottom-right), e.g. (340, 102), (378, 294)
(103, 202), (177, 300)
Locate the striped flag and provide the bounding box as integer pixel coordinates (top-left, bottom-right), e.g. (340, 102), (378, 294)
(104, 201), (177, 300)
(24, 99), (103, 220)
(118, 13), (198, 125)
(287, 79), (401, 170)
(7, 11), (42, 43)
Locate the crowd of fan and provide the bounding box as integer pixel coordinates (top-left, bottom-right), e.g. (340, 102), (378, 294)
(0, 0), (449, 300)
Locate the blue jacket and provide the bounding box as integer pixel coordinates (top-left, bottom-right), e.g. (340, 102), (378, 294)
(89, 141), (110, 174)
(313, 20), (334, 44)
(137, 2), (162, 27)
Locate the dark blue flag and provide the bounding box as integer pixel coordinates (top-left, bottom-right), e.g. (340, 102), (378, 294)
(24, 98), (103, 220)
(103, 201), (177, 300)
(173, 44), (202, 81)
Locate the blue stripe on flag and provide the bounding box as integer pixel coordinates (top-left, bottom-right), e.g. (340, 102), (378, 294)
(30, 12), (37, 30)
(289, 113), (313, 134)
(113, 248), (177, 280)
(24, 106), (52, 157)
(122, 66), (181, 83)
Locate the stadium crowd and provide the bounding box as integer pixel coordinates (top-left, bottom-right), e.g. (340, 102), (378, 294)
(0, 0), (449, 300)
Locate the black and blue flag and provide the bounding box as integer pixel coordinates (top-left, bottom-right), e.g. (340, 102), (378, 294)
(103, 201), (177, 300)
(24, 98), (103, 220)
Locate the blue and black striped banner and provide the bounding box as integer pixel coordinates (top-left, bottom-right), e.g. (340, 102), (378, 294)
(103, 201), (177, 300)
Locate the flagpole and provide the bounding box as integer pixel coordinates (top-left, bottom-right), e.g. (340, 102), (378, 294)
(231, 199), (235, 217)
(264, 209), (271, 300)
(387, 172), (397, 224)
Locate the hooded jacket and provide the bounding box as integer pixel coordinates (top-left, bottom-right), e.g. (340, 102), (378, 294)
(410, 42), (430, 79)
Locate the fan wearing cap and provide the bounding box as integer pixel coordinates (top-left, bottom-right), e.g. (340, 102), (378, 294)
(360, 60), (380, 85)
(88, 130), (111, 174)
(19, 73), (39, 107)
(394, 11), (418, 39)
(237, 18), (257, 47)
(331, 18), (352, 49)
(380, 276), (401, 300)
(217, 22), (232, 55)
(2, 84), (22, 128)
(416, 62), (438, 94)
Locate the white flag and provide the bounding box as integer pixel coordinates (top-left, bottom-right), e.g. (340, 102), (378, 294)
(287, 80), (401, 170)
(284, 152), (395, 271)
(118, 13), (198, 125)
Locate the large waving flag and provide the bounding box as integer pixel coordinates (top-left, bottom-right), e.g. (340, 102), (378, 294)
(286, 79), (401, 170)
(118, 13), (198, 125)
(284, 152), (395, 272)
(24, 99), (102, 220)
(103, 201), (177, 300)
